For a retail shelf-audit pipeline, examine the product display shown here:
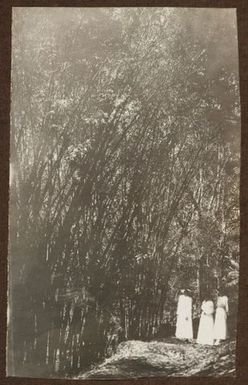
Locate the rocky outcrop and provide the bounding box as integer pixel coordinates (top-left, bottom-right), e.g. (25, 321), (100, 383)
(77, 338), (236, 379)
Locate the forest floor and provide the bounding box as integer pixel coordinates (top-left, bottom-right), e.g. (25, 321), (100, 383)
(77, 337), (236, 379)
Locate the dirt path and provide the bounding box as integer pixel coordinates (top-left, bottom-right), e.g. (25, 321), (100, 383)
(76, 338), (236, 379)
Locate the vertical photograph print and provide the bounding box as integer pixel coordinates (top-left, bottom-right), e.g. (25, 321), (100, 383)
(8, 7), (240, 379)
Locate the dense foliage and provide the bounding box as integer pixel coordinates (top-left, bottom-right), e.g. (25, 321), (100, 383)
(9, 8), (240, 377)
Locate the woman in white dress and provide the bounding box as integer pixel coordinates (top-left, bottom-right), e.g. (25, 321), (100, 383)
(197, 295), (215, 345)
(213, 290), (229, 345)
(175, 289), (193, 341)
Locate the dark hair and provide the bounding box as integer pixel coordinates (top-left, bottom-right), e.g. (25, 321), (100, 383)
(179, 288), (191, 297)
(203, 291), (212, 301)
(184, 289), (191, 297)
(218, 287), (226, 296)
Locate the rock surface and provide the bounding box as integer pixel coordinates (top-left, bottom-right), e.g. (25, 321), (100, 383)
(77, 338), (236, 379)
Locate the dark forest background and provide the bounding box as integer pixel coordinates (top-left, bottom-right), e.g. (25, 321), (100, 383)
(8, 7), (240, 378)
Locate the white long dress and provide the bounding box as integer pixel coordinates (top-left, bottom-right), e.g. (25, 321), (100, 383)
(213, 296), (228, 340)
(175, 294), (193, 339)
(197, 300), (215, 345)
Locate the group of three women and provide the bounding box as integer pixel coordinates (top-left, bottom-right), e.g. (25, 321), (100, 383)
(175, 288), (228, 345)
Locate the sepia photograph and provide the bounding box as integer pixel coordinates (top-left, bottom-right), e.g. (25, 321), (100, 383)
(8, 7), (240, 379)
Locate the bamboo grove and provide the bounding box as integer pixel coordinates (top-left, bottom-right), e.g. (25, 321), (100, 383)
(9, 8), (240, 377)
